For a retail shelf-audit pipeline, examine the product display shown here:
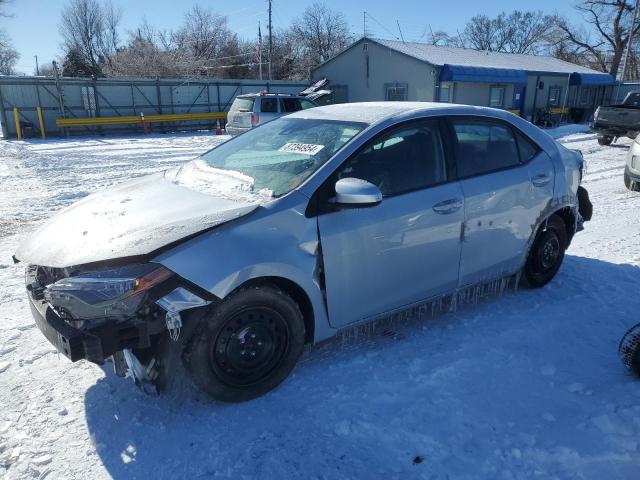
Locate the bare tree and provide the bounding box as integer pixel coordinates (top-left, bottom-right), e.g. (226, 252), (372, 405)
(463, 11), (553, 54)
(291, 3), (352, 76)
(0, 30), (17, 74)
(59, 0), (122, 75)
(171, 6), (237, 76)
(554, 1), (640, 77)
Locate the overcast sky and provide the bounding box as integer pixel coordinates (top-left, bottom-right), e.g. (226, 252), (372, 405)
(3, 0), (581, 75)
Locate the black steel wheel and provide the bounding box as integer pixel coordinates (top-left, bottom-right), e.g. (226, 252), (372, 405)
(521, 215), (568, 288)
(184, 285), (305, 402)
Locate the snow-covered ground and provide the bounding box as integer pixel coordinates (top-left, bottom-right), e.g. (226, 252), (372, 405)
(1, 128), (640, 479)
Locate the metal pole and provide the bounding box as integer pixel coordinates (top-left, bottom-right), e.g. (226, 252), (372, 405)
(560, 73), (571, 125)
(0, 85), (9, 139)
(52, 60), (67, 137)
(268, 0), (273, 81)
(34, 55), (39, 76)
(258, 21), (263, 80)
(616, 0), (640, 103)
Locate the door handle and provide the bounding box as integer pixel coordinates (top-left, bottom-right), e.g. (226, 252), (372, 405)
(531, 174), (551, 187)
(432, 198), (463, 214)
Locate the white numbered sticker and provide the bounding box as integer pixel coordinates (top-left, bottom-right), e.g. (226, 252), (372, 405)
(279, 143), (325, 156)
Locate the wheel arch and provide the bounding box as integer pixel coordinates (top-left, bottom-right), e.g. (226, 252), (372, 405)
(229, 276), (316, 345)
(550, 206), (577, 244)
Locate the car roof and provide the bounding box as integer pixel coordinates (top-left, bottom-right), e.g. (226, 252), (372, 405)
(285, 101), (509, 125)
(237, 93), (301, 98)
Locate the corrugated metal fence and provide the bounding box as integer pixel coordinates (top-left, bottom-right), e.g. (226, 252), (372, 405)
(0, 75), (308, 138)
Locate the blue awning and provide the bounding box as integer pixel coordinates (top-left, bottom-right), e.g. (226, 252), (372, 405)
(569, 72), (615, 86)
(439, 64), (528, 84)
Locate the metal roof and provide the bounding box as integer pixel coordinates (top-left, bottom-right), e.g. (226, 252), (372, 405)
(369, 38), (606, 76)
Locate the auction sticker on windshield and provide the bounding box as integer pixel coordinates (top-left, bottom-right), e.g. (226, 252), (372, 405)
(278, 143), (325, 155)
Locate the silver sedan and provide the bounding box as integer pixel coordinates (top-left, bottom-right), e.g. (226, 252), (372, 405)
(16, 102), (591, 402)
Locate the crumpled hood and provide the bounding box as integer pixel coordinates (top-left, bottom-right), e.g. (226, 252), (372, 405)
(15, 162), (265, 268)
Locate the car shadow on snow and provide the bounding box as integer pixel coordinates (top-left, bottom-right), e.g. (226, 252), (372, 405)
(84, 255), (640, 479)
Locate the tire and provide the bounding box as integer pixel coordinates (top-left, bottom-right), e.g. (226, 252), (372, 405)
(624, 171), (640, 191)
(183, 285), (305, 402)
(620, 324), (640, 376)
(597, 135), (614, 146)
(521, 215), (568, 288)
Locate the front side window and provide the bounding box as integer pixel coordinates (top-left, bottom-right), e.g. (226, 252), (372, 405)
(335, 121), (447, 197)
(260, 98), (278, 113)
(452, 120), (520, 177)
(548, 87), (562, 107)
(489, 86), (505, 108)
(385, 84), (408, 101)
(200, 118), (364, 197)
(299, 99), (316, 110)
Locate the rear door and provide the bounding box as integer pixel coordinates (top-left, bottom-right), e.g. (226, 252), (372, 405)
(316, 119), (464, 328)
(450, 117), (555, 286)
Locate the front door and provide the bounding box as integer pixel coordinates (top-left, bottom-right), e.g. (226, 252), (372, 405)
(449, 118), (555, 286)
(316, 119), (464, 328)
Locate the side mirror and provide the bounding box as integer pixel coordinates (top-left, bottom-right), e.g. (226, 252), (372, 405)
(334, 177), (382, 207)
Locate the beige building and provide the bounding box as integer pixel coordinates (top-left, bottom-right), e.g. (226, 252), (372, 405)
(313, 37), (615, 123)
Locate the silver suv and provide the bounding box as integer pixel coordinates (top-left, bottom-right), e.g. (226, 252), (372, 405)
(226, 93), (317, 136)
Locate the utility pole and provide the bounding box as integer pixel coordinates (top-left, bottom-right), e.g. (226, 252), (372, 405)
(258, 21), (263, 80)
(268, 0), (273, 81)
(616, 0), (640, 103)
(34, 55), (39, 76)
(363, 11), (367, 37)
(397, 20), (405, 43)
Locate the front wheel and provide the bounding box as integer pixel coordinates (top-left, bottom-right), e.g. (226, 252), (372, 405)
(521, 215), (568, 288)
(184, 285), (305, 402)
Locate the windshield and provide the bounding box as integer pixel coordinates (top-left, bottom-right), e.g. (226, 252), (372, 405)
(200, 118), (365, 197)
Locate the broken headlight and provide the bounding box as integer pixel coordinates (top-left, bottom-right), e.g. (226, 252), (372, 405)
(44, 263), (173, 320)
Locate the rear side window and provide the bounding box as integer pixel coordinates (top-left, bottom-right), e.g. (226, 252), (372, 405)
(229, 97), (254, 112)
(515, 131), (540, 162)
(452, 120), (520, 177)
(260, 98), (278, 113)
(280, 98), (302, 112)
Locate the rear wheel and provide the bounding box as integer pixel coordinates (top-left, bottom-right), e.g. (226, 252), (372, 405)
(597, 135), (614, 146)
(184, 285), (305, 402)
(521, 215), (568, 288)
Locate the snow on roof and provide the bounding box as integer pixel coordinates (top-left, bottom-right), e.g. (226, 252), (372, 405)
(286, 102), (441, 124)
(287, 101), (476, 124)
(369, 38), (603, 75)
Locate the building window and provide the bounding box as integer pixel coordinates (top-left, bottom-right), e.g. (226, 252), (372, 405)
(548, 86), (562, 107)
(489, 86), (505, 108)
(440, 83), (452, 102)
(385, 83), (408, 101)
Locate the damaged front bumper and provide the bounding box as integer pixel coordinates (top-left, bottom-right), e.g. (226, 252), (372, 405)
(25, 265), (213, 367)
(28, 293), (154, 363)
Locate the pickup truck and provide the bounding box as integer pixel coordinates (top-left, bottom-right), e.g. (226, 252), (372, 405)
(592, 91), (640, 145)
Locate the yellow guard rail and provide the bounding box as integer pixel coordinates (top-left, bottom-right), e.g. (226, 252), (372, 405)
(56, 111), (226, 128)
